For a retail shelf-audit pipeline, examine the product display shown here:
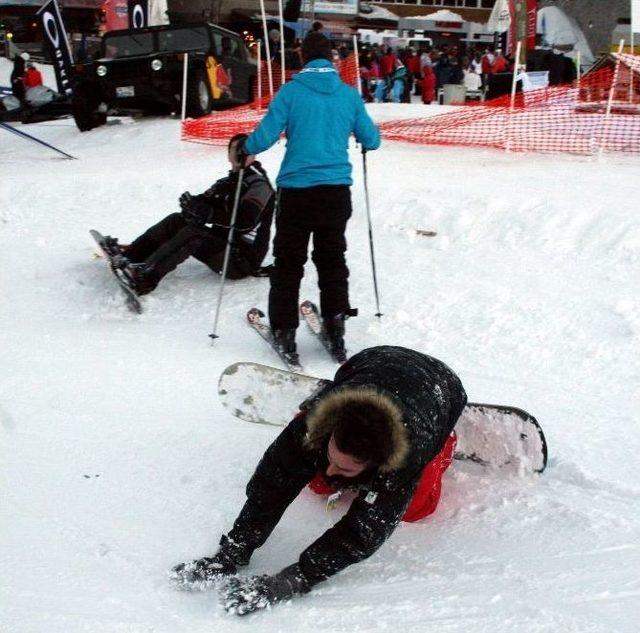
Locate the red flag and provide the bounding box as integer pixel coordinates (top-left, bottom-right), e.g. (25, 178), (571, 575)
(509, 0), (537, 61)
(526, 0), (537, 51)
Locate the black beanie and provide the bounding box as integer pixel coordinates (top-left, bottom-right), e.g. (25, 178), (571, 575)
(302, 32), (332, 63)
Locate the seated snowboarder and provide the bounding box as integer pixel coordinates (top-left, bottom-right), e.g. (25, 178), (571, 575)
(104, 134), (275, 295)
(171, 345), (467, 615)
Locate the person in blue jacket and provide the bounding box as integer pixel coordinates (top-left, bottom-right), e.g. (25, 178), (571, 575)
(236, 31), (381, 364)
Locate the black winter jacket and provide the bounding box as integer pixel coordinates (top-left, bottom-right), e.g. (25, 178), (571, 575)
(194, 161), (275, 269)
(220, 346), (467, 588)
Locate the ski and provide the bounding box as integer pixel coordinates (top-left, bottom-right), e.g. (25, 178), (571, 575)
(299, 300), (347, 364)
(90, 229), (142, 314)
(246, 308), (303, 372)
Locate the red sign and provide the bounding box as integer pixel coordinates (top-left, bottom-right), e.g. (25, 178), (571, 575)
(102, 0), (129, 32)
(435, 21), (463, 29)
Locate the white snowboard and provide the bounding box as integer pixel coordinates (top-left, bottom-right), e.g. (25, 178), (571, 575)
(218, 362), (548, 474)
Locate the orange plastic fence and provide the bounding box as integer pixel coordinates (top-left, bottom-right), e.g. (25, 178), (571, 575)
(182, 54), (640, 156)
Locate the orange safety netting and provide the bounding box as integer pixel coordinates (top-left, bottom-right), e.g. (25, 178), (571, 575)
(183, 54), (640, 156)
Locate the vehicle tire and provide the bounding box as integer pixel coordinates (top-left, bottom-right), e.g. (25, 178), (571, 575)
(186, 69), (212, 118)
(72, 82), (106, 132)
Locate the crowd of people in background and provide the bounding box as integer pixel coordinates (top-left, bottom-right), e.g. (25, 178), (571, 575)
(246, 19), (579, 108)
(269, 31), (519, 107)
(358, 43), (516, 105)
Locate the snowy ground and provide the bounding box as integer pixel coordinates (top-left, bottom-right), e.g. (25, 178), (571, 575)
(2, 60), (640, 633)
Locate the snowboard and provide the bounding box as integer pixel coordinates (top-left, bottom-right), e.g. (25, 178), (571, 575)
(90, 229), (142, 314)
(218, 362), (548, 474)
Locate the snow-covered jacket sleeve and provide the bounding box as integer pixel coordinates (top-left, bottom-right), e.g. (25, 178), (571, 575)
(222, 415), (318, 561)
(296, 465), (421, 587)
(244, 87), (292, 155)
(353, 97), (381, 151)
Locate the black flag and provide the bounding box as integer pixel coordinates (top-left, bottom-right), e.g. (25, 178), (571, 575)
(283, 0), (302, 22)
(37, 0), (74, 97)
(128, 0), (149, 29)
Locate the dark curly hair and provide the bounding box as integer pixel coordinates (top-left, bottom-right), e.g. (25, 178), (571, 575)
(332, 400), (396, 467)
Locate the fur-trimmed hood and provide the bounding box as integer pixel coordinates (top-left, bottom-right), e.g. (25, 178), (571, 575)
(304, 387), (410, 472)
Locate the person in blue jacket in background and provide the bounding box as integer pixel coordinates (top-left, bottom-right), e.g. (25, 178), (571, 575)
(235, 31), (381, 365)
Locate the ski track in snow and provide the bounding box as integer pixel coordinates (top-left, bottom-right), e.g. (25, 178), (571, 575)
(1, 59), (639, 632)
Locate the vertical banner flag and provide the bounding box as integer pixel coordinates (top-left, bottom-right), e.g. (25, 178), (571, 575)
(37, 0), (74, 97)
(526, 0), (537, 51)
(509, 0), (537, 61)
(487, 0), (511, 34)
(128, 0), (149, 29)
(633, 0), (640, 35)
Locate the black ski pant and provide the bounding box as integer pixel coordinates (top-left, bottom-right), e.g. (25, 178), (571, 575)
(269, 185), (352, 331)
(126, 213), (250, 289)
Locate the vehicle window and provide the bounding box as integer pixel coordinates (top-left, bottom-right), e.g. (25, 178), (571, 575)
(157, 27), (210, 53)
(102, 33), (154, 58)
(212, 33), (245, 60)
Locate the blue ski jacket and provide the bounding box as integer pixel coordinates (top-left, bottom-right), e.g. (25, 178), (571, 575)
(244, 58), (381, 188)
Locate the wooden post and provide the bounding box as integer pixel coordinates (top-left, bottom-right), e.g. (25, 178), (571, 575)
(353, 34), (362, 96)
(181, 53), (189, 121)
(600, 40), (625, 158)
(259, 0), (274, 98)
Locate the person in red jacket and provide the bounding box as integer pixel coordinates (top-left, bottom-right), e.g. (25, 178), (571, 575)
(379, 46), (397, 79)
(481, 48), (495, 88)
(23, 62), (43, 89)
(492, 49), (509, 74)
(422, 63), (436, 104)
(405, 47), (422, 95)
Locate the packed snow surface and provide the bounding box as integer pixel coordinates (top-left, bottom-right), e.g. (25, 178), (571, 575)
(1, 60), (640, 632)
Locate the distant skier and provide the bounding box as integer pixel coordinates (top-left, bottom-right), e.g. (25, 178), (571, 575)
(23, 62), (43, 89)
(10, 52), (28, 104)
(232, 31), (381, 365)
(103, 134), (275, 295)
(172, 345), (467, 616)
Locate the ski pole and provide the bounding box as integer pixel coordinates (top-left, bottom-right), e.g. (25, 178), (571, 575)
(362, 149), (382, 318)
(209, 165), (245, 340)
(0, 121), (76, 160)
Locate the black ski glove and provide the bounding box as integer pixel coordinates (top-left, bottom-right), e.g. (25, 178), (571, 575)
(179, 191), (213, 227)
(220, 563), (310, 616)
(170, 551), (237, 589)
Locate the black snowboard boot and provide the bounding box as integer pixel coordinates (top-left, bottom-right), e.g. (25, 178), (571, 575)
(273, 328), (299, 365)
(323, 314), (347, 362)
(101, 235), (126, 258)
(121, 262), (158, 296)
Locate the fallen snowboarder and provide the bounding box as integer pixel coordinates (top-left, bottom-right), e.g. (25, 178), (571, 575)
(93, 133), (275, 297)
(171, 345), (468, 615)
